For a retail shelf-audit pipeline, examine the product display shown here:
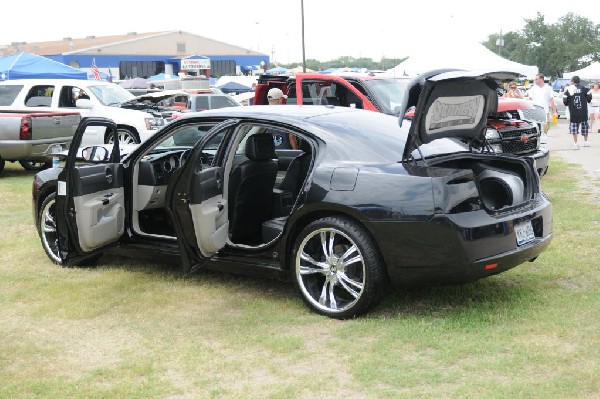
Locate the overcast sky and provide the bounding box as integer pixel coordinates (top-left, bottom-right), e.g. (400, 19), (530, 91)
(1, 1), (597, 65)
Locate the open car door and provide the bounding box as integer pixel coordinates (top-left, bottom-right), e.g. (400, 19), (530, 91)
(56, 117), (125, 264)
(166, 119), (238, 273)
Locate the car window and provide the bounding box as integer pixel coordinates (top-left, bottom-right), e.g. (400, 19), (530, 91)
(87, 84), (134, 106)
(300, 80), (338, 105)
(58, 86), (89, 107)
(0, 85), (23, 106)
(192, 96), (209, 111)
(211, 96), (239, 109)
(361, 78), (408, 115)
(24, 85), (54, 107)
(155, 123), (217, 149)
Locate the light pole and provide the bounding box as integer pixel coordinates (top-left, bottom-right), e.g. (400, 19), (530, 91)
(255, 22), (260, 52)
(301, 0), (306, 72)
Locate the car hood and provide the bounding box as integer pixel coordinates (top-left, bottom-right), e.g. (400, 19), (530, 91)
(120, 90), (188, 106)
(400, 70), (522, 160)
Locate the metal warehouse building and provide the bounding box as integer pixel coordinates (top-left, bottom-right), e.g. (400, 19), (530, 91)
(0, 31), (269, 79)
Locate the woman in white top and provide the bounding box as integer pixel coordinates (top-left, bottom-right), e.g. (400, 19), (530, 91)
(590, 82), (600, 133)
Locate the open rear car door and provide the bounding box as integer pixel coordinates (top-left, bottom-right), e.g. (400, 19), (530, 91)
(56, 117), (125, 264)
(166, 119), (238, 273)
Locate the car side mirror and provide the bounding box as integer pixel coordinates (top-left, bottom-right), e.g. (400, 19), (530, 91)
(76, 98), (93, 109)
(81, 146), (109, 162)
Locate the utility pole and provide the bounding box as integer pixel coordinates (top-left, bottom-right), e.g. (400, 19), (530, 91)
(301, 0), (306, 72)
(496, 29), (504, 56)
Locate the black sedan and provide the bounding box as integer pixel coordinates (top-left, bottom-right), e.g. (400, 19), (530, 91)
(32, 70), (553, 319)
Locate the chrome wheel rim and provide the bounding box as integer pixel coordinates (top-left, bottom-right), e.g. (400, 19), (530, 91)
(108, 130), (137, 145)
(40, 198), (61, 263)
(296, 227), (365, 313)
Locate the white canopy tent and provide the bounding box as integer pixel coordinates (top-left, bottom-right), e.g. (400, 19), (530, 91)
(386, 38), (538, 79)
(563, 62), (600, 80)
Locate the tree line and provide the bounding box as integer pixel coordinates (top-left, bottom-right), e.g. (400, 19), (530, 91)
(479, 12), (599, 79)
(280, 12), (599, 79)
(279, 56), (407, 73)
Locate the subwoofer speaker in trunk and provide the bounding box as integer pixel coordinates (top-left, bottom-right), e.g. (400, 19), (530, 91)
(478, 169), (524, 210)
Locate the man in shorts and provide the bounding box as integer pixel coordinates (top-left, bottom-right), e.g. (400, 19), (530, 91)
(527, 73), (558, 134)
(563, 76), (592, 148)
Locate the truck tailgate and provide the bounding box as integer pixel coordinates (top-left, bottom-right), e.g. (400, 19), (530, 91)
(29, 112), (81, 140)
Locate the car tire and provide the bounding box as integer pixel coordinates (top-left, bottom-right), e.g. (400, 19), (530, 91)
(37, 192), (63, 265)
(105, 128), (140, 145)
(292, 216), (386, 319)
(19, 160), (51, 171)
(37, 192), (102, 267)
(0, 158), (5, 175)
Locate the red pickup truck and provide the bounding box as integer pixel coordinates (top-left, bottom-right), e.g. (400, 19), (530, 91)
(255, 72), (549, 176)
(0, 110), (81, 174)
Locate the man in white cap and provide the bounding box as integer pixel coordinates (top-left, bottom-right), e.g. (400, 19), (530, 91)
(267, 87), (288, 105)
(266, 87), (298, 149)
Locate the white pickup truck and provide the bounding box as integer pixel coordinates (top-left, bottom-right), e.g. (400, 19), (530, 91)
(0, 79), (166, 146)
(0, 109), (80, 174)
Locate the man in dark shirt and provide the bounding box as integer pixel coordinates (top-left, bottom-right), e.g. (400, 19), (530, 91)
(563, 75), (592, 148)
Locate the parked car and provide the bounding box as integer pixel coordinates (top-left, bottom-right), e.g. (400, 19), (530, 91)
(32, 70), (552, 319)
(0, 109), (80, 174)
(553, 91), (567, 119)
(0, 79), (166, 145)
(256, 71), (550, 176)
(170, 92), (240, 120)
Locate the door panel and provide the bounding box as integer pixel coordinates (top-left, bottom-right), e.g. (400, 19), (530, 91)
(71, 164), (125, 251)
(167, 120), (236, 271)
(57, 117), (124, 262)
(189, 193), (228, 256)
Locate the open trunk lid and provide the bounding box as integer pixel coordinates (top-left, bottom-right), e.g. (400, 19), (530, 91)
(400, 70), (523, 161)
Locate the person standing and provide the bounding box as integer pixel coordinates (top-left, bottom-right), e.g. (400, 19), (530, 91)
(266, 88), (298, 149)
(588, 82), (600, 133)
(563, 76), (592, 148)
(527, 73), (558, 134)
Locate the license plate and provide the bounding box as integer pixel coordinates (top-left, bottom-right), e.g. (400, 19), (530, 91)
(515, 221), (535, 246)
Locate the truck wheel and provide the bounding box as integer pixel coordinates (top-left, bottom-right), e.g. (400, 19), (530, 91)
(0, 159), (5, 175)
(105, 128), (140, 145)
(19, 160), (51, 171)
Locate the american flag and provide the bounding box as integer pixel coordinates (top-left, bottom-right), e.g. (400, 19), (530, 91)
(91, 58), (101, 80)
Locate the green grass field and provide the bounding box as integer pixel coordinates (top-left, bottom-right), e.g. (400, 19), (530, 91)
(0, 158), (598, 399)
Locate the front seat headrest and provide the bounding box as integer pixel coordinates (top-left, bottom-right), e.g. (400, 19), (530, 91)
(245, 133), (276, 161)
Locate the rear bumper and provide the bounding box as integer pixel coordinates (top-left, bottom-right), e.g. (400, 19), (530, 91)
(372, 195), (553, 287)
(0, 138), (71, 161)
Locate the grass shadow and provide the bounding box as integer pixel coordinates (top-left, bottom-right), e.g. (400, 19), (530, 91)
(371, 274), (543, 320)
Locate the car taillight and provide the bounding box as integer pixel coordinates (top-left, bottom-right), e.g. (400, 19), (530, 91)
(20, 117), (32, 140)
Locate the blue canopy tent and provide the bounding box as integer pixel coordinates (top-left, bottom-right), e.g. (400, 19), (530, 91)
(319, 67), (340, 74)
(240, 65), (259, 72)
(217, 81), (254, 93)
(0, 52), (88, 80)
(148, 73), (180, 81)
(265, 66), (289, 75)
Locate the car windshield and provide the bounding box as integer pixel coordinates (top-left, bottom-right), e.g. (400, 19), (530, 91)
(154, 123), (216, 149)
(362, 78), (409, 116)
(87, 84), (135, 106)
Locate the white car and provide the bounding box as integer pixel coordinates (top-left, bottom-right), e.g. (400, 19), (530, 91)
(0, 79), (166, 145)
